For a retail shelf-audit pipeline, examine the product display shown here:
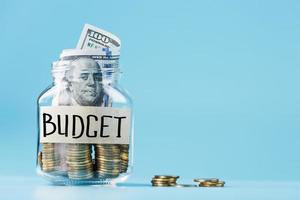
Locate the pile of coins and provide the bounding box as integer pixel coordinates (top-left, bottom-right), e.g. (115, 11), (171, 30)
(95, 144), (122, 178)
(41, 143), (59, 172)
(151, 175), (179, 187)
(120, 144), (129, 173)
(194, 178), (225, 187)
(66, 144), (94, 180)
(40, 143), (131, 179)
(151, 176), (226, 188)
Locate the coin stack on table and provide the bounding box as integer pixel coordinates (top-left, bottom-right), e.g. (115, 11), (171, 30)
(194, 178), (225, 187)
(95, 144), (122, 178)
(151, 175), (179, 187)
(66, 144), (94, 180)
(41, 143), (60, 172)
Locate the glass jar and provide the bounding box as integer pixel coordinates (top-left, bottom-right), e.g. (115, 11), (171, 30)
(37, 49), (133, 185)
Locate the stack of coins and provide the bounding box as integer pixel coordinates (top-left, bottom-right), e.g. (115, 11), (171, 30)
(95, 144), (121, 178)
(194, 178), (225, 187)
(41, 143), (59, 172)
(151, 175), (179, 187)
(119, 144), (129, 173)
(66, 144), (94, 180)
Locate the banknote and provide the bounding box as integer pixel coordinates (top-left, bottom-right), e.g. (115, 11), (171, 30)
(76, 24), (121, 56)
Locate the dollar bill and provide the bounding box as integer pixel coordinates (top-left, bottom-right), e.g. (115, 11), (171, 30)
(76, 25), (125, 177)
(76, 24), (121, 56)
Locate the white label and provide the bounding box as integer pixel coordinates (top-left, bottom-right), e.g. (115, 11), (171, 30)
(39, 106), (131, 144)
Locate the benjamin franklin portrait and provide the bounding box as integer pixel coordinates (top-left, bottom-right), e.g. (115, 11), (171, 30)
(67, 57), (103, 106)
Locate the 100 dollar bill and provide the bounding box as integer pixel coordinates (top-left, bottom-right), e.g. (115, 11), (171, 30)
(76, 24), (121, 55)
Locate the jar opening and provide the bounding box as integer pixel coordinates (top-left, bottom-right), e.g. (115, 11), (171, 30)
(52, 49), (121, 85)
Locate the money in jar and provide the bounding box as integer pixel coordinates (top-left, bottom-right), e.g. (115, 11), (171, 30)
(37, 25), (134, 185)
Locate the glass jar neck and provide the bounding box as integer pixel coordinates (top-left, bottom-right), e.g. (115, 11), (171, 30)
(102, 68), (121, 86)
(51, 57), (121, 86)
(52, 70), (120, 86)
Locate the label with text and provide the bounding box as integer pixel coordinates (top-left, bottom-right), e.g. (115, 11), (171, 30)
(40, 106), (131, 144)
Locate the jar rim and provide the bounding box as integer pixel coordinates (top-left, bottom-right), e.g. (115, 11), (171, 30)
(60, 49), (120, 59)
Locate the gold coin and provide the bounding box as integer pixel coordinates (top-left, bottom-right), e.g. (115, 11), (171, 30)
(154, 175), (179, 179)
(199, 182), (218, 187)
(67, 162), (93, 167)
(153, 177), (178, 181)
(151, 178), (177, 182)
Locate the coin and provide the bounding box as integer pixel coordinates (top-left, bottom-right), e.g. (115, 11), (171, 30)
(194, 178), (225, 187)
(41, 143), (60, 172)
(151, 175), (179, 187)
(119, 144), (129, 173)
(215, 182), (225, 187)
(94, 144), (122, 178)
(66, 144), (94, 180)
(199, 181), (218, 187)
(154, 175), (180, 179)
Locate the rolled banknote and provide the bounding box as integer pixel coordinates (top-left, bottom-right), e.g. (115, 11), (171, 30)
(76, 24), (121, 56)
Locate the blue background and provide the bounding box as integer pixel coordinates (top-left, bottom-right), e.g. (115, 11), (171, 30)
(1, 0), (300, 182)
